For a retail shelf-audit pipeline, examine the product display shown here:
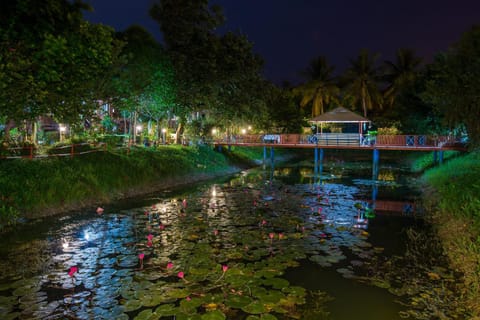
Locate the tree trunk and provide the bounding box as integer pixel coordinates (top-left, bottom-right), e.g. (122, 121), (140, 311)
(175, 122), (183, 144)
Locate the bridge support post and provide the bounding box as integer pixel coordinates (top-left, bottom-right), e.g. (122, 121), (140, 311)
(319, 148), (324, 182)
(439, 150), (444, 164)
(263, 146), (267, 167)
(372, 149), (380, 180)
(270, 147), (275, 167)
(314, 147), (318, 176)
(217, 145), (222, 152)
(433, 150), (438, 165)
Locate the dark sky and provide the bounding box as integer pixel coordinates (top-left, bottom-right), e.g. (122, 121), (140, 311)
(84, 0), (480, 84)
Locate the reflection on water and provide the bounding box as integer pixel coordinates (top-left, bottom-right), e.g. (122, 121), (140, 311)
(0, 159), (457, 319)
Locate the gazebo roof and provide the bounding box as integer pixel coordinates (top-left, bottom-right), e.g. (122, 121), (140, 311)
(309, 107), (370, 123)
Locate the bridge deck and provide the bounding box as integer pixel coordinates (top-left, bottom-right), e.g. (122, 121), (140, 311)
(213, 134), (466, 152)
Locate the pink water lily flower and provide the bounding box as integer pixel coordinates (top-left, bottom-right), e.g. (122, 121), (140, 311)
(278, 233), (284, 240)
(166, 262), (174, 269)
(68, 266), (78, 277)
(138, 253), (145, 260)
(222, 265), (229, 273)
(177, 271), (185, 279)
(159, 224), (165, 230)
(147, 234), (154, 241)
(213, 229), (219, 236)
(269, 232), (275, 239)
(96, 207), (104, 214)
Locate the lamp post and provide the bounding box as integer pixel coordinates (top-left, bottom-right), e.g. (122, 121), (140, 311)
(59, 125), (66, 142)
(136, 125), (142, 144)
(162, 128), (167, 144)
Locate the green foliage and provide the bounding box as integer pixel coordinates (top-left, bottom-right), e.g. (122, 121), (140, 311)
(411, 151), (460, 172)
(423, 152), (480, 219)
(342, 49), (383, 118)
(294, 56), (340, 117)
(0, 0), (123, 124)
(421, 151), (480, 315)
(422, 25), (480, 148)
(0, 146), (233, 222)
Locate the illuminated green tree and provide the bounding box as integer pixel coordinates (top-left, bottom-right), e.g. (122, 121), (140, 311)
(0, 0), (123, 140)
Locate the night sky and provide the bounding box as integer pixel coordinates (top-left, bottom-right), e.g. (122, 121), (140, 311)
(84, 0), (480, 84)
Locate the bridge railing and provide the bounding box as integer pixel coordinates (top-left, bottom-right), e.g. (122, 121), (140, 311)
(214, 134), (466, 149)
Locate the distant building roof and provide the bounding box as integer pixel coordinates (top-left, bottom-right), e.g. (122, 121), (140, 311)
(309, 107), (370, 123)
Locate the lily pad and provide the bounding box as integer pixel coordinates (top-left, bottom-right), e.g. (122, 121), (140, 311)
(122, 299), (142, 312)
(242, 300), (268, 314)
(200, 310), (226, 320)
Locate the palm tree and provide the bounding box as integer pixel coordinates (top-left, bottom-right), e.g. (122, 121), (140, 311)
(383, 48), (422, 107)
(342, 49), (382, 118)
(293, 56), (340, 117)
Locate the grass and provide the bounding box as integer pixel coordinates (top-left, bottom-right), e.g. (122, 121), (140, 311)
(0, 145), (235, 228)
(411, 150), (461, 172)
(421, 151), (480, 317)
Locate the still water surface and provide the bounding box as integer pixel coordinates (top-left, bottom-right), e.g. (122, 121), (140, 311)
(0, 155), (434, 319)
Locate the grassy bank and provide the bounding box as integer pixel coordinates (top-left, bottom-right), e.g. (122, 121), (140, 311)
(420, 151), (480, 317)
(0, 145), (262, 228)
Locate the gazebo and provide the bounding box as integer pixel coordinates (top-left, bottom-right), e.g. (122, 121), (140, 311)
(309, 107), (370, 135)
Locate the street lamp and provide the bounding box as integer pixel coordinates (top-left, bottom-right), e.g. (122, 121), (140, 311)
(162, 128), (167, 144)
(135, 125), (142, 144)
(59, 125), (66, 142)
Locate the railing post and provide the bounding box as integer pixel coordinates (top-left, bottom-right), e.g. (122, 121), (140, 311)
(71, 144), (74, 158)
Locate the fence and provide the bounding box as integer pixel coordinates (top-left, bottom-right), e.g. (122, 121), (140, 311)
(0, 143), (107, 160)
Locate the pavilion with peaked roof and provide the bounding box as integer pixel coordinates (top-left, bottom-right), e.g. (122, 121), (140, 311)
(309, 107), (371, 135)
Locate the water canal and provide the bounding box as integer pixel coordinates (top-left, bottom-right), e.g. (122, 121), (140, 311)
(0, 152), (458, 319)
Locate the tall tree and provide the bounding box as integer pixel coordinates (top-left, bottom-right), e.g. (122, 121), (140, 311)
(150, 0), (266, 141)
(383, 48), (422, 107)
(342, 49), (383, 118)
(110, 25), (176, 141)
(422, 25), (480, 148)
(293, 56), (340, 117)
(0, 0), (122, 139)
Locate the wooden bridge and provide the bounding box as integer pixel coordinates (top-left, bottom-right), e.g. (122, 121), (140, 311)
(213, 133), (467, 152)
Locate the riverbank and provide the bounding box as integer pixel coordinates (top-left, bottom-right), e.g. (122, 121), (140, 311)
(0, 145), (270, 230)
(417, 151), (480, 317)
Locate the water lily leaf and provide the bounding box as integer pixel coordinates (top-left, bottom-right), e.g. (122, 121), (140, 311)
(155, 303), (177, 316)
(225, 295), (252, 308)
(175, 312), (202, 320)
(200, 310), (226, 320)
(167, 288), (190, 299)
(257, 290), (285, 304)
(262, 278), (289, 289)
(242, 300), (268, 314)
(122, 299), (142, 312)
(134, 309), (160, 320)
(260, 314), (278, 320)
(2, 312), (21, 320)
(141, 292), (168, 307)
